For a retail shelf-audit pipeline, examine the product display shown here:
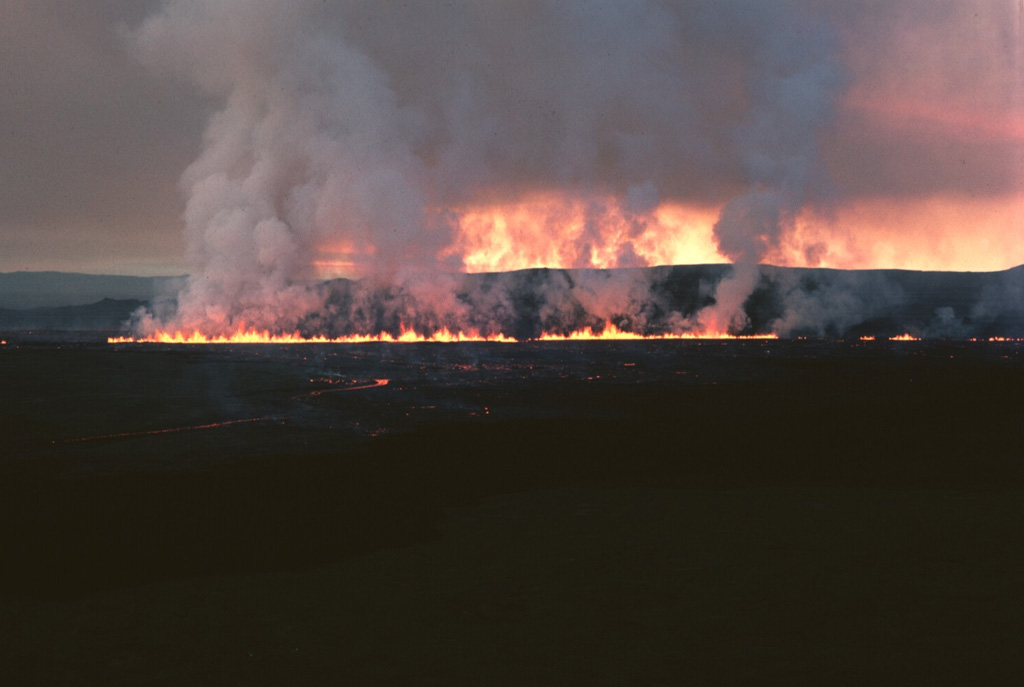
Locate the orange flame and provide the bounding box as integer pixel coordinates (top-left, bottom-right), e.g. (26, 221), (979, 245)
(107, 325), (517, 345)
(969, 336), (1024, 342)
(536, 322), (775, 341)
(888, 334), (921, 341)
(108, 322), (777, 344)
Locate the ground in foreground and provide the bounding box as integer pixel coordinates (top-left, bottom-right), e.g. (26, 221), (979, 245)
(1, 340), (1022, 684)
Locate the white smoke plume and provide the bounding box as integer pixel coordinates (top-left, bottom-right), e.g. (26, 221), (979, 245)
(129, 0), (844, 337)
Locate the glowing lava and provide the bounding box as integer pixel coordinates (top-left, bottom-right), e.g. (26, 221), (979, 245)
(970, 337), (1024, 342)
(64, 416), (276, 443)
(108, 322), (777, 344)
(309, 379), (390, 396)
(108, 327), (517, 344)
(536, 322), (776, 341)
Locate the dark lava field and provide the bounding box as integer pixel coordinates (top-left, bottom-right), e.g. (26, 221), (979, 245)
(1, 340), (1022, 684)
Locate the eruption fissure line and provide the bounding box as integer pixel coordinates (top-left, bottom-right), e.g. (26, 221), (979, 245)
(106, 330), (1024, 345)
(109, 322), (778, 345)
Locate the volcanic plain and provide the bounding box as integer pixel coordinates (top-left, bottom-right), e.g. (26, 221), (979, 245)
(1, 339), (1023, 684)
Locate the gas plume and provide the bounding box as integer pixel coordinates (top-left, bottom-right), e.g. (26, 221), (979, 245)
(126, 0), (852, 338)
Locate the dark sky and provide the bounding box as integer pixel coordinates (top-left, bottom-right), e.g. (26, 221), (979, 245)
(1, 0), (1021, 276)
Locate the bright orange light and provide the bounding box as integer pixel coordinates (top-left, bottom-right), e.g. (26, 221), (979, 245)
(443, 193), (726, 273)
(108, 325), (517, 345)
(110, 326), (1024, 345)
(536, 322), (775, 341)
(776, 195), (1024, 272)
(441, 188), (1024, 275)
(108, 321), (777, 345)
(969, 337), (1024, 343)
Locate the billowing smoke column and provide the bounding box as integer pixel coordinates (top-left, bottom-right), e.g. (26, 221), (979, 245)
(129, 0), (843, 338)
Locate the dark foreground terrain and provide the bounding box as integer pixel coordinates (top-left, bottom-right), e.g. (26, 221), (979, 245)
(1, 339), (1023, 684)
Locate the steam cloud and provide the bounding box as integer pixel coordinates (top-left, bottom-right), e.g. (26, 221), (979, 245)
(129, 1), (856, 337)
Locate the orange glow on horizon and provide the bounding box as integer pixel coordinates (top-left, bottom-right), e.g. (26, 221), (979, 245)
(438, 190), (1024, 275)
(298, 177), (1024, 278)
(773, 195), (1024, 273)
(444, 194), (726, 273)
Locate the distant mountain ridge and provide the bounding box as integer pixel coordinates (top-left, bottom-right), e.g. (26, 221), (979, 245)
(1, 265), (1022, 339)
(0, 298), (147, 331)
(0, 272), (184, 309)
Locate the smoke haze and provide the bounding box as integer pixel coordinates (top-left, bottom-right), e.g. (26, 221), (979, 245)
(125, 0), (851, 336)
(118, 1), (1023, 338)
(4, 2), (1022, 278)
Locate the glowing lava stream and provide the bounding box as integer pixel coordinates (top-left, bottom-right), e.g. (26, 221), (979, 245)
(63, 416), (278, 443)
(309, 378), (390, 396)
(108, 322), (777, 344)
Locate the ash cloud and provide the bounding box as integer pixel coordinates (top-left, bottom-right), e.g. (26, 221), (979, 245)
(128, 0), (845, 337)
